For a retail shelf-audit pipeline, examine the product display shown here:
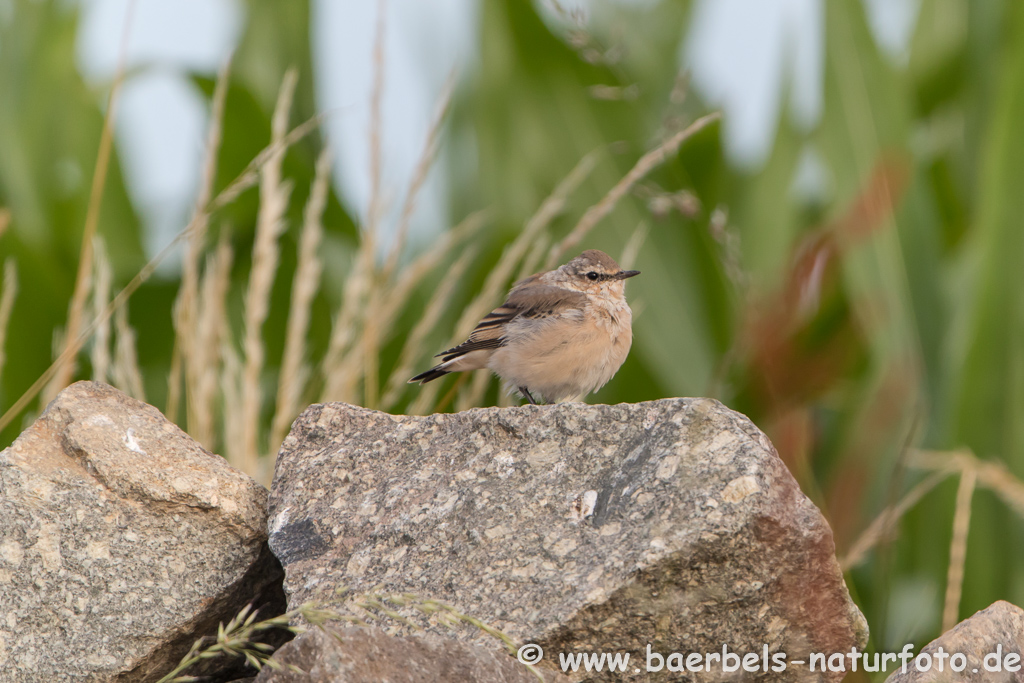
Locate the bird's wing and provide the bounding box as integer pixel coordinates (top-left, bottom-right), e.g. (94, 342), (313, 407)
(504, 283), (589, 320)
(437, 284), (587, 361)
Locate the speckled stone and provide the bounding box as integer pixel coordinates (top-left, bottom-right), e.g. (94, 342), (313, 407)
(268, 398), (867, 682)
(0, 381), (281, 682)
(886, 601), (1024, 683)
(252, 627), (563, 682)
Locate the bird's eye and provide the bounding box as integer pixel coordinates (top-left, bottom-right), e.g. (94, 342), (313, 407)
(586, 271), (600, 281)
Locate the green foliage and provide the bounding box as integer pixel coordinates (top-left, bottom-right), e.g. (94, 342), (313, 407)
(4, 0), (1024, 676)
(0, 0), (144, 428)
(946, 0), (1024, 635)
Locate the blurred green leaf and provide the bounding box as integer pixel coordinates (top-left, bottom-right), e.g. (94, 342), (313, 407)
(951, 1), (1024, 473)
(947, 0), (1024, 621)
(0, 0), (143, 443)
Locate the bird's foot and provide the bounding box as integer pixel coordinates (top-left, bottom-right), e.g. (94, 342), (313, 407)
(519, 386), (539, 405)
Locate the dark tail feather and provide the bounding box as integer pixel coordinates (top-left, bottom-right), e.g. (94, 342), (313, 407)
(408, 366), (450, 384)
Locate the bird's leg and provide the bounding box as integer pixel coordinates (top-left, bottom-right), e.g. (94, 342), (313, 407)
(519, 386), (538, 405)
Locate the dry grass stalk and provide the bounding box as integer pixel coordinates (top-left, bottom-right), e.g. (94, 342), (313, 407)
(317, 255), (374, 403)
(374, 212), (490, 403)
(46, 0), (137, 403)
(173, 109), (320, 426)
(322, 1), (388, 407)
(843, 447), (1024, 620)
(619, 221), (648, 270)
(270, 148), (331, 456)
(328, 591), (548, 681)
(165, 343), (182, 424)
(320, 216), (381, 404)
(911, 449), (1024, 518)
(162, 595), (543, 683)
(363, 66), (456, 409)
(191, 235), (234, 450)
(909, 449), (1024, 629)
(406, 361), (460, 416)
(544, 111), (721, 270)
(0, 83), (320, 437)
(90, 237), (113, 384)
(974, 460), (1024, 518)
(839, 468), (953, 571)
(455, 369), (492, 412)
(209, 114), (324, 213)
(1, 215), (206, 434)
(320, 214), (377, 398)
(942, 467), (977, 632)
(0, 258), (17, 385)
(174, 58), (231, 433)
(321, 250), (372, 403)
(380, 246), (477, 411)
(336, 211), (487, 409)
(357, 2), (388, 408)
(405, 359), (448, 415)
(618, 221), (648, 324)
(366, 0), (387, 245)
(221, 338), (244, 469)
(908, 448), (973, 471)
(0, 209), (198, 432)
(363, 295), (382, 409)
(156, 604), (305, 683)
(0, 208), (10, 237)
(494, 150), (602, 300)
(112, 303), (145, 401)
(376, 209), (490, 347)
(381, 71), (456, 283)
(239, 69), (298, 474)
(514, 234), (551, 283)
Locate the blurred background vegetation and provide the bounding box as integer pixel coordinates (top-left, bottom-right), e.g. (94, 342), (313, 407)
(2, 0), (1024, 679)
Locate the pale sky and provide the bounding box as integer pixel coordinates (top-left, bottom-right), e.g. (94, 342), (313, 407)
(74, 0), (920, 258)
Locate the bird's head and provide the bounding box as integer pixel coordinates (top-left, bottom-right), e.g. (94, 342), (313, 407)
(551, 249), (640, 294)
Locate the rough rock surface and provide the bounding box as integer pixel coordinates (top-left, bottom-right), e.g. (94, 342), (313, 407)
(0, 381), (283, 682)
(886, 601), (1024, 683)
(268, 398), (867, 681)
(251, 627), (562, 682)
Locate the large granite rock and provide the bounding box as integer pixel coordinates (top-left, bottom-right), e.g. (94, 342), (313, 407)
(252, 626), (561, 682)
(267, 398), (867, 681)
(886, 601), (1024, 683)
(0, 381), (283, 682)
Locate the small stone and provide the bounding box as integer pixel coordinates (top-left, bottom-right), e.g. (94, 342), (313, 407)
(885, 600), (1024, 683)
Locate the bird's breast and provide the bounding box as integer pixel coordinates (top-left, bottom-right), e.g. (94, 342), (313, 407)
(591, 295), (633, 338)
(488, 298), (633, 401)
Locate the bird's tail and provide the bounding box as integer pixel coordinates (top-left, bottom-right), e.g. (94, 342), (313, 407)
(408, 365), (450, 384)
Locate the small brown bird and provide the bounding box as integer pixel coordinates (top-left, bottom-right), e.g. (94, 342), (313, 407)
(409, 249), (639, 404)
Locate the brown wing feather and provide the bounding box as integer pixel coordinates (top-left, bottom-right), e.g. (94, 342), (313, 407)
(504, 284), (587, 319)
(437, 284), (587, 361)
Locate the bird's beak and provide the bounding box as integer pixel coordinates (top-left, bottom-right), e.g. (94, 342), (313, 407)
(614, 270), (640, 280)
